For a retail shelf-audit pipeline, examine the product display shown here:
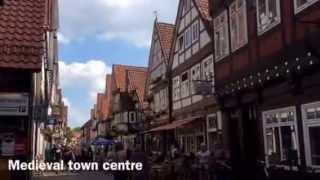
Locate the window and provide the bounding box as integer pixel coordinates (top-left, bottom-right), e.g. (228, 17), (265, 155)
(129, 112), (136, 123)
(229, 0), (248, 52)
(202, 56), (214, 81)
(302, 102), (320, 168)
(256, 0), (281, 35)
(263, 107), (300, 167)
(207, 112), (223, 149)
(192, 21), (199, 43)
(294, 0), (319, 14)
(185, 28), (192, 48)
(181, 72), (190, 98)
(154, 93), (160, 113)
(173, 76), (180, 101)
(191, 63), (201, 94)
(214, 11), (230, 61)
(178, 36), (184, 51)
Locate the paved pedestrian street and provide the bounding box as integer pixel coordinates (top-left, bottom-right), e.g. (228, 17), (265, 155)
(33, 172), (114, 180)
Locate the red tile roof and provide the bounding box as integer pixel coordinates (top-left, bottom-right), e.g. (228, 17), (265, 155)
(0, 0), (48, 70)
(127, 69), (147, 103)
(194, 0), (210, 20)
(112, 64), (147, 103)
(112, 64), (147, 92)
(157, 22), (175, 60)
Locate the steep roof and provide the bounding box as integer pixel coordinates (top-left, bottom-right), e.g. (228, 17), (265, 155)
(112, 64), (147, 92)
(157, 22), (175, 60)
(194, 0), (210, 20)
(127, 69), (147, 103)
(0, 0), (49, 70)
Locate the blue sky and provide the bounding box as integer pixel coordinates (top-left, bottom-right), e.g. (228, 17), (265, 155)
(58, 0), (179, 128)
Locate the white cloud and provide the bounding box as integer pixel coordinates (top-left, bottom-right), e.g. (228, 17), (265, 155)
(59, 0), (179, 47)
(59, 60), (112, 127)
(57, 32), (71, 45)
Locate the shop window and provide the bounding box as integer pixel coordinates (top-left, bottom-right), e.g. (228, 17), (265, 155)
(214, 10), (230, 61)
(256, 0), (281, 35)
(181, 72), (190, 98)
(302, 102), (320, 168)
(229, 0), (248, 52)
(263, 107), (300, 167)
(294, 0), (318, 14)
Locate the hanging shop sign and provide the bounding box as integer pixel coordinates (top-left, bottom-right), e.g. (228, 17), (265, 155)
(52, 105), (61, 116)
(0, 93), (29, 116)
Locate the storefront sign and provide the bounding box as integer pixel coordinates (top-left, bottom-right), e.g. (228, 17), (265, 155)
(0, 93), (29, 116)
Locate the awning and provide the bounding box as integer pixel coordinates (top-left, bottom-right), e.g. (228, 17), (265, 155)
(143, 115), (203, 134)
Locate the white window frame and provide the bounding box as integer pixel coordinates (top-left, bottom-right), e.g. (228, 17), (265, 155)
(192, 20), (199, 43)
(256, 0), (281, 35)
(229, 0), (248, 52)
(185, 27), (192, 48)
(262, 106), (300, 167)
(301, 101), (320, 169)
(181, 71), (190, 98)
(178, 35), (184, 52)
(191, 63), (201, 95)
(173, 76), (181, 101)
(214, 10), (230, 62)
(129, 111), (136, 123)
(207, 112), (223, 149)
(294, 0), (319, 14)
(202, 55), (214, 81)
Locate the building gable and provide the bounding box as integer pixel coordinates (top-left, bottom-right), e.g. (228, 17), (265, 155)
(171, 0), (212, 70)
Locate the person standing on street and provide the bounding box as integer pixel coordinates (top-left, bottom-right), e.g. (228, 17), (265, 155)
(197, 143), (210, 180)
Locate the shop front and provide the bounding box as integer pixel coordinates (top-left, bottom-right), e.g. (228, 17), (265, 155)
(0, 93), (31, 180)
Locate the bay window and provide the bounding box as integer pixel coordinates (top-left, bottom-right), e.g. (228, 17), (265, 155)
(262, 107), (300, 167)
(191, 63), (201, 95)
(173, 76), (180, 101)
(214, 10), (230, 61)
(181, 72), (190, 98)
(294, 0), (318, 14)
(301, 102), (320, 168)
(256, 0), (281, 35)
(229, 0), (248, 52)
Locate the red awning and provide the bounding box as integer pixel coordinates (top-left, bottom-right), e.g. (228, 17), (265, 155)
(143, 115), (203, 133)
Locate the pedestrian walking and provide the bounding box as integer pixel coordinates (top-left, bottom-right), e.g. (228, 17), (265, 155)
(197, 143), (210, 180)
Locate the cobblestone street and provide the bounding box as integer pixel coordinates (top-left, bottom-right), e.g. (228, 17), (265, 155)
(33, 172), (113, 180)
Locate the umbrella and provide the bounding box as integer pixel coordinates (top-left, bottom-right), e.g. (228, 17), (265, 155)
(91, 138), (114, 146)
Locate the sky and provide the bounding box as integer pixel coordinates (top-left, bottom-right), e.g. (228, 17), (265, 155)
(58, 0), (179, 128)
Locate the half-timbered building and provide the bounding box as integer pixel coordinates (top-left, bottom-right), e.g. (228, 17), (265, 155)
(143, 20), (175, 154)
(212, 0), (320, 178)
(168, 0), (221, 154)
(110, 65), (147, 148)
